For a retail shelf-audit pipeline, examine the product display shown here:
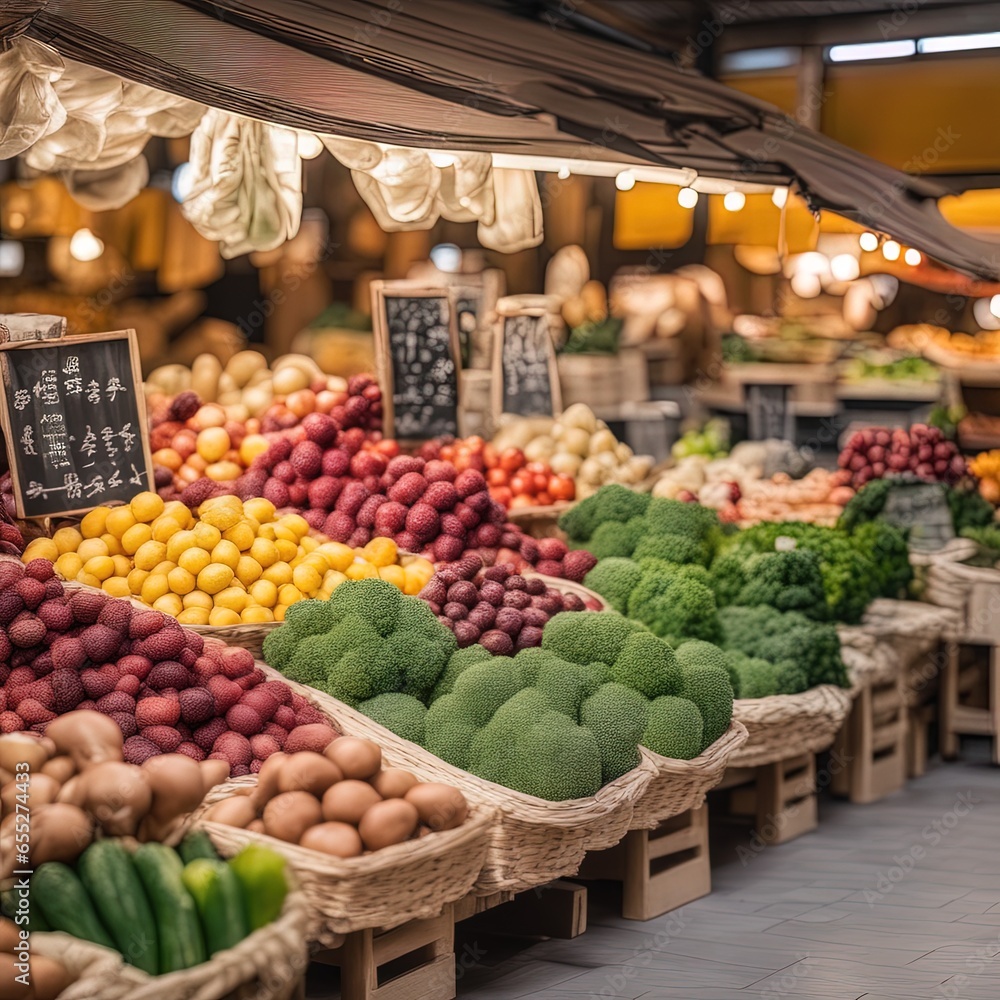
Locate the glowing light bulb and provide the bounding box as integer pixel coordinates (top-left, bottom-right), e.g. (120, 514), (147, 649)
(429, 151), (457, 168)
(771, 187), (788, 208)
(678, 187), (698, 208)
(904, 248), (922, 265)
(615, 171), (636, 191)
(830, 254), (860, 281)
(557, 165), (571, 179)
(171, 162), (194, 202)
(723, 191), (746, 211)
(859, 231), (879, 252)
(882, 240), (901, 261)
(990, 294), (1000, 319)
(69, 228), (104, 262)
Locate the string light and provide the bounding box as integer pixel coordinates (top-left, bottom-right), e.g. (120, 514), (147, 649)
(859, 232), (879, 252)
(882, 240), (901, 261)
(723, 191), (746, 211)
(69, 229), (104, 262)
(771, 187), (788, 208)
(678, 187), (699, 208)
(557, 164), (571, 179)
(429, 151), (457, 168)
(297, 133), (323, 159)
(830, 254), (860, 281)
(904, 248), (922, 265)
(615, 170), (636, 191)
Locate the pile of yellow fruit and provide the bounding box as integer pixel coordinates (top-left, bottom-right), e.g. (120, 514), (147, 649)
(22, 492), (435, 627)
(970, 450), (1000, 504)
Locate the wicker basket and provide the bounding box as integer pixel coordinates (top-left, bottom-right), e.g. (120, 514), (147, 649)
(29, 877), (309, 1000)
(507, 502), (572, 539)
(263, 666), (656, 894)
(729, 685), (854, 769)
(530, 573), (610, 611)
(631, 719), (748, 829)
(922, 556), (1000, 641)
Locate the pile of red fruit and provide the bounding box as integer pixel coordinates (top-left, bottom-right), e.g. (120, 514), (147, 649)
(418, 558), (600, 654)
(838, 424), (967, 488)
(0, 560), (335, 774)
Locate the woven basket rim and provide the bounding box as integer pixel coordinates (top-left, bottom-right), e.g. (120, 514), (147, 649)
(641, 718), (749, 774)
(734, 683), (854, 723)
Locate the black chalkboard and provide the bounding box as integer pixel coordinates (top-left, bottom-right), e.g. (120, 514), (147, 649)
(372, 284), (462, 442)
(493, 313), (560, 419)
(0, 330), (153, 517)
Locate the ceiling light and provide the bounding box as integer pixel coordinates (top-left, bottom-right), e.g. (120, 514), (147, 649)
(720, 47), (800, 73)
(904, 248), (922, 265)
(429, 151), (457, 168)
(678, 187), (699, 208)
(430, 243), (462, 273)
(882, 240), (901, 261)
(830, 254), (860, 281)
(723, 191), (746, 212)
(69, 228), (104, 262)
(859, 232), (879, 252)
(171, 162), (194, 202)
(297, 133), (324, 159)
(771, 187), (788, 209)
(828, 39), (916, 62)
(557, 165), (571, 179)
(0, 241), (24, 277)
(919, 31), (1000, 54)
(615, 171), (636, 191)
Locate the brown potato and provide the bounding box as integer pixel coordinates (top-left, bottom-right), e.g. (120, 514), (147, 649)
(321, 780), (381, 825)
(45, 712), (123, 771)
(0, 954), (30, 999)
(28, 955), (71, 1000)
(1, 773), (59, 817)
(262, 791), (322, 843)
(40, 756), (75, 784)
(358, 799), (419, 851)
(246, 819), (265, 834)
(199, 759), (231, 795)
(80, 762), (151, 836)
(0, 733), (49, 775)
(405, 784), (469, 832)
(30, 803), (94, 865)
(249, 752), (286, 810)
(141, 755), (205, 822)
(324, 738), (381, 781)
(300, 822), (364, 858)
(370, 768), (418, 799)
(205, 796), (258, 829)
(277, 752), (343, 798)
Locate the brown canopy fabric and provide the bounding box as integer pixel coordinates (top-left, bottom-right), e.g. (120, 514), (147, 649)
(4, 0), (999, 278)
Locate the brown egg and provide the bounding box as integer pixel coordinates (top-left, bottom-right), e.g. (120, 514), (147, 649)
(27, 955), (71, 1000)
(249, 752), (286, 810)
(371, 768), (419, 799)
(405, 783), (469, 831)
(0, 917), (19, 953)
(40, 755), (75, 784)
(322, 780), (382, 825)
(324, 737), (381, 780)
(358, 799), (419, 851)
(0, 954), (30, 998)
(276, 752), (343, 798)
(204, 796), (257, 829)
(300, 822), (364, 858)
(262, 791), (322, 843)
(246, 819), (265, 834)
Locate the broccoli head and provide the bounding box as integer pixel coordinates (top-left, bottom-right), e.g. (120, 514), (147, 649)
(533, 656), (605, 719)
(586, 517), (647, 560)
(430, 645), (493, 702)
(729, 654), (808, 699)
(510, 711), (604, 800)
(677, 639), (739, 698)
(643, 497), (719, 541)
(852, 521), (912, 598)
(708, 551), (748, 607)
(281, 599), (336, 639)
(451, 661), (527, 727)
(467, 687), (553, 788)
(326, 639), (403, 705)
(423, 693), (478, 769)
(262, 623), (301, 672)
(733, 549), (828, 620)
(281, 613), (381, 691)
(677, 661), (733, 750)
(558, 484), (650, 542)
(359, 693), (428, 744)
(642, 696), (704, 760)
(388, 632), (452, 700)
(580, 682), (649, 782)
(328, 578), (402, 637)
(584, 557), (642, 614)
(611, 631), (681, 698)
(628, 565), (721, 645)
(541, 610), (645, 667)
(632, 532), (710, 567)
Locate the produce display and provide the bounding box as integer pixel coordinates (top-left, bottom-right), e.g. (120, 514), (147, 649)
(416, 560), (599, 653)
(838, 478), (994, 536)
(0, 916), (69, 1000)
(670, 419), (730, 462)
(23, 492), (433, 625)
(12, 834), (287, 974)
(969, 450), (1000, 504)
(491, 403), (653, 498)
(202, 735), (471, 857)
(837, 424), (966, 488)
(838, 351), (938, 386)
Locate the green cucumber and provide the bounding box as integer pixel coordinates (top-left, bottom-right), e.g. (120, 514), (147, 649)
(227, 844), (288, 931)
(32, 862), (116, 950)
(178, 830), (220, 866)
(78, 841), (158, 975)
(182, 859), (250, 955)
(133, 843), (206, 973)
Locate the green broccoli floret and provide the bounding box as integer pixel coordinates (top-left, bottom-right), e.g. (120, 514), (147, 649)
(396, 598), (456, 641)
(733, 549), (828, 620)
(388, 633), (452, 700)
(837, 478), (892, 532)
(677, 661), (733, 750)
(732, 656), (809, 698)
(628, 565), (721, 645)
(359, 693), (428, 744)
(541, 610), (645, 666)
(708, 551), (748, 607)
(586, 517), (647, 560)
(852, 521), (912, 598)
(281, 599), (336, 639)
(643, 497), (719, 541)
(451, 661), (526, 726)
(467, 688), (553, 787)
(580, 682), (648, 782)
(328, 578), (402, 637)
(642, 696), (704, 759)
(262, 623), (301, 672)
(558, 484), (650, 542)
(327, 639), (402, 705)
(632, 532), (710, 567)
(430, 645), (493, 702)
(509, 646), (553, 688)
(280, 613), (381, 690)
(611, 631), (681, 698)
(423, 694), (478, 769)
(510, 711), (604, 800)
(535, 657), (605, 719)
(584, 557), (642, 613)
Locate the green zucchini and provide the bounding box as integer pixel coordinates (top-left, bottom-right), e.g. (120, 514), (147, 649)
(32, 862), (116, 950)
(181, 859), (250, 955)
(133, 843), (206, 973)
(178, 830), (220, 866)
(78, 840), (158, 975)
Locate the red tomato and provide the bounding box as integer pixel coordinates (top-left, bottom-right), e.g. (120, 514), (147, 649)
(483, 443), (498, 468)
(549, 474), (576, 501)
(487, 468), (508, 486)
(509, 473), (531, 495)
(375, 439), (399, 458)
(524, 461), (548, 475)
(535, 491), (552, 506)
(491, 486), (513, 507)
(499, 447), (525, 473)
(466, 435), (485, 452)
(510, 494), (534, 509)
(441, 445), (455, 462)
(533, 472), (549, 493)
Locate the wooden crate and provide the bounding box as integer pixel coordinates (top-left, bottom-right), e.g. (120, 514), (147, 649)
(457, 880), (587, 939)
(718, 753), (818, 845)
(578, 806), (710, 921)
(940, 639), (1000, 764)
(908, 702), (936, 779)
(831, 678), (908, 804)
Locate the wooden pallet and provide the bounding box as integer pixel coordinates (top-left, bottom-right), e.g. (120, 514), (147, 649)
(831, 677), (908, 804)
(717, 753), (819, 845)
(940, 639), (1000, 764)
(577, 806), (710, 921)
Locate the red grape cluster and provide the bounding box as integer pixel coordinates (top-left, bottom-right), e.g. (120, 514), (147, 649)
(838, 424), (966, 488)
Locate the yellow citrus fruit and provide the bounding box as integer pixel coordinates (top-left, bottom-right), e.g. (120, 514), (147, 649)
(214, 587), (248, 613)
(299, 535), (319, 554)
(102, 577), (131, 598)
(249, 538), (279, 568)
(52, 526), (83, 555)
(272, 524), (297, 545)
(222, 521), (255, 552)
(100, 533), (124, 557)
(241, 606), (274, 624)
(211, 539), (241, 571)
(346, 561), (378, 581)
(178, 547), (211, 575)
(80, 506), (110, 539)
(153, 593), (184, 617)
(141, 574), (170, 605)
(130, 491), (165, 523)
(178, 607), (211, 625)
(249, 579), (278, 608)
(243, 498), (276, 524)
(317, 542), (354, 573)
(192, 522), (222, 550)
(183, 590), (214, 610)
(199, 502), (242, 531)
(274, 538), (298, 563)
(152, 517), (182, 544)
(22, 537), (59, 564)
(83, 556), (115, 582)
(167, 566), (197, 595)
(55, 552), (84, 580)
(239, 434), (270, 467)
(111, 555), (132, 578)
(261, 562), (292, 587)
(151, 560), (176, 577)
(324, 570), (348, 591)
(134, 540), (167, 572)
(256, 523), (277, 541)
(281, 513), (310, 539)
(105, 506), (137, 539)
(206, 461), (243, 483)
(403, 562), (433, 596)
(76, 572), (102, 589)
(208, 606), (241, 627)
(273, 604), (288, 622)
(166, 529), (196, 563)
(76, 537), (109, 562)
(362, 537), (398, 568)
(236, 555), (263, 587)
(121, 523), (153, 556)
(378, 565), (406, 589)
(198, 563), (234, 595)
(127, 568), (149, 594)
(196, 427), (231, 464)
(292, 563), (322, 594)
(162, 501), (193, 526)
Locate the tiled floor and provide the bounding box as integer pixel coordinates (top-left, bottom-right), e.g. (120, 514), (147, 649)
(455, 741), (1000, 1000)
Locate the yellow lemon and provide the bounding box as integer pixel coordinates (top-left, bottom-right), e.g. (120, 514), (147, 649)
(292, 563), (322, 594)
(121, 522), (153, 556)
(152, 517), (182, 544)
(214, 587), (248, 612)
(111, 555), (132, 578)
(153, 593), (184, 617)
(280, 513), (310, 539)
(199, 502), (242, 532)
(105, 506), (137, 539)
(196, 427), (231, 464)
(403, 562), (433, 596)
(83, 555), (115, 582)
(299, 535), (319, 554)
(54, 552), (84, 581)
(303, 553), (329, 575)
(261, 562), (292, 587)
(127, 568), (149, 594)
(141, 574), (170, 605)
(236, 555), (263, 587)
(346, 561), (378, 581)
(274, 538), (298, 563)
(192, 522), (222, 550)
(239, 434), (270, 467)
(323, 570), (348, 591)
(222, 521), (255, 552)
(102, 577), (131, 598)
(243, 497), (276, 523)
(317, 542), (354, 573)
(162, 500), (193, 526)
(22, 537), (59, 563)
(378, 564), (406, 589)
(273, 604), (288, 622)
(208, 606), (241, 627)
(76, 537), (109, 562)
(362, 537), (398, 568)
(272, 524), (297, 545)
(178, 546), (211, 575)
(130, 491), (165, 523)
(166, 529), (197, 563)
(134, 540), (167, 572)
(249, 537), (279, 568)
(241, 606), (274, 624)
(151, 560), (177, 576)
(100, 533), (124, 557)
(76, 571), (102, 589)
(198, 563), (234, 595)
(178, 607), (211, 626)
(249, 579), (278, 608)
(183, 590), (214, 610)
(80, 506), (110, 539)
(256, 523), (277, 541)
(211, 539), (241, 571)
(52, 526), (83, 555)
(167, 566), (197, 595)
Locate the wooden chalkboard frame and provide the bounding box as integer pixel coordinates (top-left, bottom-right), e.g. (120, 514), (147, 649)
(491, 296), (562, 423)
(0, 329), (154, 518)
(371, 281), (464, 444)
(452, 269), (505, 369)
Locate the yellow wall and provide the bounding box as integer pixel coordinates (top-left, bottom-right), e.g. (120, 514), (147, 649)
(719, 73), (799, 116)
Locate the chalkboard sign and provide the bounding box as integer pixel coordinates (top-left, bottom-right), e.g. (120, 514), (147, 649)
(371, 282), (463, 442)
(746, 382), (793, 441)
(492, 297), (561, 420)
(0, 330), (153, 517)
(882, 480), (954, 552)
